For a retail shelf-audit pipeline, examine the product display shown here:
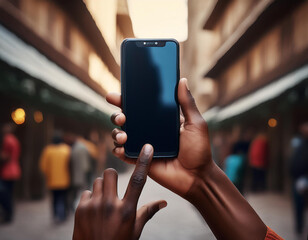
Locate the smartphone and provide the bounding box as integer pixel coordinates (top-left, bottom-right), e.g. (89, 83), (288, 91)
(121, 38), (180, 158)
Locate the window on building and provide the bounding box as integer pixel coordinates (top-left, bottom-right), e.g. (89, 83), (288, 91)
(63, 19), (71, 50)
(47, 5), (55, 36)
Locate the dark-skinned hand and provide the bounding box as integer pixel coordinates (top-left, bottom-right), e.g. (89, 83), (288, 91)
(106, 78), (212, 198)
(106, 78), (269, 240)
(72, 144), (167, 240)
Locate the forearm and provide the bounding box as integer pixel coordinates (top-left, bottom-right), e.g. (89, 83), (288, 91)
(185, 161), (267, 240)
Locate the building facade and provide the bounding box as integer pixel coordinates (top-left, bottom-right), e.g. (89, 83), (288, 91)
(184, 0), (308, 191)
(0, 0), (133, 198)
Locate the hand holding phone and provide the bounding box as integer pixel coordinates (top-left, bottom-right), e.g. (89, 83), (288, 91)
(107, 78), (211, 196)
(107, 79), (268, 240)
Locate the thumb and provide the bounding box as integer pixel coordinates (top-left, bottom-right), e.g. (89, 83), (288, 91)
(134, 200), (167, 239)
(178, 78), (203, 124)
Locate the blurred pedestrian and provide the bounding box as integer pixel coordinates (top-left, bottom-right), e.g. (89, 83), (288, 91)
(68, 134), (91, 210)
(104, 133), (127, 173)
(0, 123), (21, 223)
(230, 133), (251, 193)
(224, 141), (248, 194)
(78, 135), (99, 186)
(249, 132), (269, 192)
(290, 122), (308, 236)
(40, 133), (71, 223)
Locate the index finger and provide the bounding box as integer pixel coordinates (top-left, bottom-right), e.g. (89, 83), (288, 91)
(123, 144), (154, 206)
(106, 92), (122, 108)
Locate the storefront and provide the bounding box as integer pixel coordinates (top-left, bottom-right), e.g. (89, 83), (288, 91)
(204, 65), (308, 192)
(0, 25), (115, 199)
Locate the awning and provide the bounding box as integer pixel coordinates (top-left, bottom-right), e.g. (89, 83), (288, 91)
(203, 63), (308, 122)
(0, 25), (116, 116)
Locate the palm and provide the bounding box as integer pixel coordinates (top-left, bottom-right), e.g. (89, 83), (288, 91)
(149, 117), (211, 197)
(178, 121), (211, 169)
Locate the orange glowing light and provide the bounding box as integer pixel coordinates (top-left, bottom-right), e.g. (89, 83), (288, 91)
(34, 111), (43, 123)
(11, 108), (26, 125)
(268, 118), (277, 128)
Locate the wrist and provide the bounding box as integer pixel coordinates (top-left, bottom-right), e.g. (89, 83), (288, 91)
(183, 160), (267, 240)
(184, 160), (217, 204)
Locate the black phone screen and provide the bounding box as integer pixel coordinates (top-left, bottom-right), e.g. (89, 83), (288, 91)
(121, 39), (179, 157)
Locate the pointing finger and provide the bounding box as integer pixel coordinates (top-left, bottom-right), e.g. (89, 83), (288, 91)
(123, 144), (153, 206)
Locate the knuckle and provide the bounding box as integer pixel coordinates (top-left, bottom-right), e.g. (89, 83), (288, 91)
(190, 94), (196, 105)
(81, 190), (91, 198)
(114, 141), (122, 147)
(92, 177), (103, 189)
(121, 205), (135, 222)
(89, 199), (100, 209)
(146, 206), (156, 220)
(187, 91), (197, 107)
(87, 199), (101, 216)
(200, 120), (208, 129)
(131, 172), (146, 188)
(102, 200), (115, 218)
(139, 155), (150, 166)
(111, 128), (119, 139)
(110, 113), (119, 122)
(75, 203), (87, 216)
(197, 118), (208, 130)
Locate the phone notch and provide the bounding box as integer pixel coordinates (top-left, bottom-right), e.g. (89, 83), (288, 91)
(136, 41), (166, 47)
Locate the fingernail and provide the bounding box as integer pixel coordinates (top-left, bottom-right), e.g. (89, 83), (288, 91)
(116, 133), (123, 141)
(159, 202), (167, 209)
(143, 144), (153, 156)
(183, 78), (189, 90)
(115, 147), (121, 154)
(115, 114), (121, 122)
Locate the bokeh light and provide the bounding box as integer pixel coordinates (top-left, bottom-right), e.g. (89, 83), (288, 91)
(11, 108), (26, 125)
(268, 118), (277, 128)
(34, 111), (43, 123)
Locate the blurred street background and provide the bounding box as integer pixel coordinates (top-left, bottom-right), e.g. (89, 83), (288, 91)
(0, 0), (308, 239)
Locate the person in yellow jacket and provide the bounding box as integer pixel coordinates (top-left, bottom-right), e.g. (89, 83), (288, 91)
(40, 134), (71, 223)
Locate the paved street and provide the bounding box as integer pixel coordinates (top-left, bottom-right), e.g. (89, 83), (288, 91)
(0, 167), (305, 240)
